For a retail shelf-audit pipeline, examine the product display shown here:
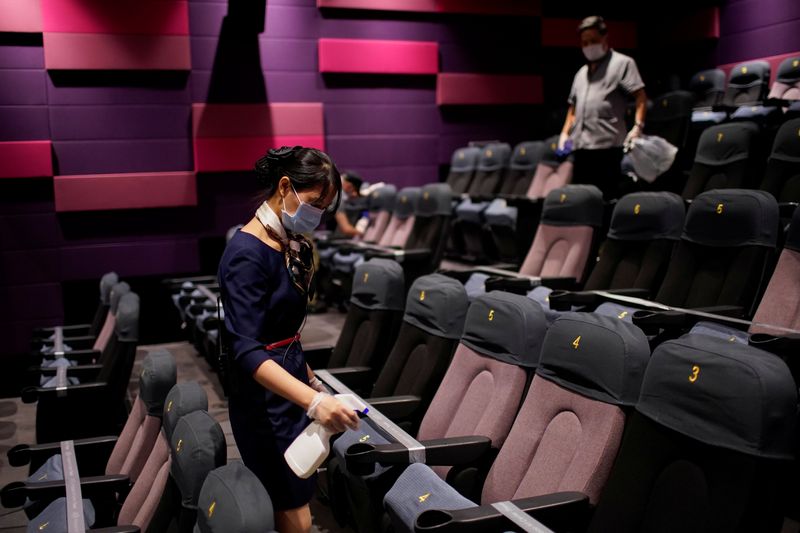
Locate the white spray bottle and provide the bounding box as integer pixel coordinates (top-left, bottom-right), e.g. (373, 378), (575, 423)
(284, 393), (368, 479)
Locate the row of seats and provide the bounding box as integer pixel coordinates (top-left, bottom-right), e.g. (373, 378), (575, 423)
(2, 350), (276, 532)
(273, 258), (798, 532)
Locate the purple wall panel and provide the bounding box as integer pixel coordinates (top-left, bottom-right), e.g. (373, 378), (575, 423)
(191, 37), (318, 72)
(325, 104), (439, 134)
(59, 239), (200, 280)
(0, 70), (47, 105)
(187, 2), (227, 37)
(0, 107), (50, 141)
(0, 284), (63, 321)
(1, 319), (63, 359)
(49, 105), (191, 140)
(53, 139), (193, 175)
(717, 0), (800, 63)
(326, 135), (439, 167)
(46, 80), (191, 105)
(0, 249), (61, 285)
(0, 213), (63, 250)
(0, 45), (44, 69)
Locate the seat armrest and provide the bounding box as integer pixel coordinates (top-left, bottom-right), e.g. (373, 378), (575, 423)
(21, 381), (107, 403)
(91, 527), (141, 533)
(0, 474), (130, 508)
(39, 349), (101, 365)
(547, 290), (596, 311)
(367, 248), (432, 264)
(484, 276), (536, 294)
(36, 364), (104, 383)
(33, 324), (92, 337)
(366, 395), (422, 421)
(8, 436), (118, 469)
(323, 366), (374, 391)
(779, 202), (799, 219)
(765, 97), (791, 108)
(305, 346), (333, 369)
(632, 305), (746, 335)
(414, 492), (590, 533)
(539, 277), (578, 291)
(345, 435), (491, 476)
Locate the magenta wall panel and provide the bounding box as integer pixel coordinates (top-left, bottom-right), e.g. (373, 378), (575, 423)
(0, 141), (53, 178)
(43, 33), (191, 70)
(192, 103), (324, 138)
(318, 38), (438, 75)
(193, 103), (326, 172)
(718, 51), (800, 84)
(541, 18), (638, 49)
(53, 171), (197, 212)
(40, 0), (189, 35)
(0, 0), (43, 33)
(316, 0), (540, 16)
(194, 136), (326, 173)
(436, 73), (543, 105)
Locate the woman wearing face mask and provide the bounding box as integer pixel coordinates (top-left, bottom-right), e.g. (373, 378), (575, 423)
(218, 146), (360, 533)
(559, 15), (647, 199)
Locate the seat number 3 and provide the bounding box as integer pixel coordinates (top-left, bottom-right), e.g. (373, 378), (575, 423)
(688, 365), (700, 383)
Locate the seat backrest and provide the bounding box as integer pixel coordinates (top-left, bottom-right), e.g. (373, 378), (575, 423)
(195, 462), (277, 533)
(329, 259), (405, 368)
(371, 274), (469, 398)
(106, 349), (177, 480)
(481, 312), (650, 505)
(466, 143), (512, 196)
(768, 56), (800, 101)
(417, 292), (547, 479)
(750, 206), (800, 334)
(499, 141), (545, 196)
(723, 61), (771, 106)
(645, 91), (694, 149)
(584, 192), (685, 292)
(689, 68), (726, 108)
(405, 183), (453, 269)
(519, 185), (604, 281)
(655, 189), (779, 313)
(378, 187), (420, 248)
(759, 117), (800, 202)
(362, 184), (397, 243)
(445, 146), (482, 194)
(588, 334), (797, 533)
(526, 136), (574, 199)
(93, 281), (130, 352)
(682, 122), (760, 199)
(91, 271), (119, 335)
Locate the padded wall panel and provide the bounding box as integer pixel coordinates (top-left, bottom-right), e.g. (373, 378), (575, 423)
(436, 73), (543, 105)
(41, 0), (190, 70)
(0, 0), (43, 33)
(319, 38), (438, 74)
(52, 139), (192, 175)
(0, 141), (53, 178)
(0, 284), (63, 321)
(192, 103), (325, 172)
(316, 0), (540, 16)
(43, 33), (191, 70)
(719, 51), (800, 84)
(41, 0), (189, 35)
(60, 238), (200, 279)
(54, 171), (197, 212)
(541, 18), (638, 49)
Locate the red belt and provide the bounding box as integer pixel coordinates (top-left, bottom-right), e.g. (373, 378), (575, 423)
(265, 334), (301, 351)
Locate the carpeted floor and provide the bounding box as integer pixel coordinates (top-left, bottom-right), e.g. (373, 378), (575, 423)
(0, 311), (353, 532)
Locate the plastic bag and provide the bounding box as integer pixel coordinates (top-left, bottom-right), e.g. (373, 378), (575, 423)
(623, 134), (678, 183)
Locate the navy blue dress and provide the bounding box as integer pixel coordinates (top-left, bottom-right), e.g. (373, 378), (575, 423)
(218, 230), (315, 511)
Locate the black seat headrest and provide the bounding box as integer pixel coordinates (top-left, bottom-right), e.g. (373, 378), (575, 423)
(683, 189), (779, 248)
(608, 191), (685, 241)
(351, 258), (405, 311)
(541, 185), (604, 227)
(404, 274), (469, 340)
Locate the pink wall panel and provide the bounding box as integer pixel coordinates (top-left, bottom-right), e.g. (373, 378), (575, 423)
(40, 0), (189, 35)
(53, 171), (197, 211)
(541, 18), (638, 49)
(316, 0), (540, 16)
(318, 38), (438, 75)
(719, 51), (800, 84)
(0, 0), (43, 33)
(192, 103), (325, 138)
(43, 33), (191, 70)
(436, 73), (543, 105)
(194, 136), (327, 173)
(0, 141), (53, 178)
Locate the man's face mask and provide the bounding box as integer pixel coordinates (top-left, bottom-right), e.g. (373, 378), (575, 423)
(281, 184), (324, 234)
(582, 43), (607, 62)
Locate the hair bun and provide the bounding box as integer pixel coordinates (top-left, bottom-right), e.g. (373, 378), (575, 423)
(267, 146), (301, 163)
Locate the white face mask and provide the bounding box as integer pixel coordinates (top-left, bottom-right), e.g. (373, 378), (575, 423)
(582, 43), (607, 62)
